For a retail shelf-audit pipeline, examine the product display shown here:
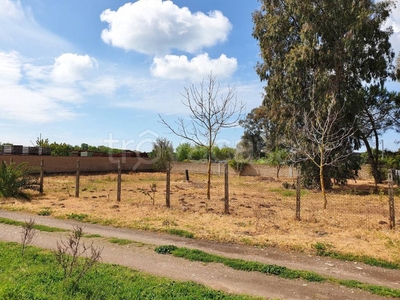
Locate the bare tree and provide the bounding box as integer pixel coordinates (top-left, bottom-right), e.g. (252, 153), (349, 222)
(290, 98), (355, 209)
(159, 73), (244, 199)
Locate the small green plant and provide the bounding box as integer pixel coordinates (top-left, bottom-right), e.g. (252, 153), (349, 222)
(21, 218), (37, 256)
(154, 245), (178, 254)
(139, 183), (157, 205)
(66, 213), (89, 222)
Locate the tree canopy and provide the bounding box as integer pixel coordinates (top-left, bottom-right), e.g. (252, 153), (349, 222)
(251, 0), (397, 193)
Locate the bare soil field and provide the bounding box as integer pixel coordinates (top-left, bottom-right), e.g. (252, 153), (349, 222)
(1, 172), (399, 263)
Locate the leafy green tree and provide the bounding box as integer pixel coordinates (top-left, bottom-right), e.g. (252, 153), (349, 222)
(355, 86), (400, 187)
(252, 0), (396, 194)
(150, 138), (174, 171)
(219, 146), (235, 160)
(265, 148), (288, 178)
(50, 142), (73, 156)
(188, 146), (208, 161)
(0, 161), (37, 199)
(176, 143), (192, 162)
(36, 135), (50, 148)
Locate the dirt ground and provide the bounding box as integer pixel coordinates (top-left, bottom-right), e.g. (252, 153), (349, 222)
(1, 172), (399, 263)
(0, 209), (399, 299)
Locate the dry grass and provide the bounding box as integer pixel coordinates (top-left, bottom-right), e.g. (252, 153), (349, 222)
(1, 172), (399, 263)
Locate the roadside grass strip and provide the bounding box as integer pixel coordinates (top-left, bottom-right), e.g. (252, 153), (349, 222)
(155, 245), (400, 298)
(313, 242), (400, 270)
(0, 242), (260, 300)
(0, 217), (66, 232)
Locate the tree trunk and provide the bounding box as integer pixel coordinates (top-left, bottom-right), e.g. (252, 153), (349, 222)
(207, 150), (211, 200)
(319, 149), (327, 209)
(361, 136), (381, 190)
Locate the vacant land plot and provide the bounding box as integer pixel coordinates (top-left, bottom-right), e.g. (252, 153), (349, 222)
(1, 172), (399, 263)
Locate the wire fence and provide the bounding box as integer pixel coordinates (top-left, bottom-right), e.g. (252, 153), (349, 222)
(167, 164), (400, 231)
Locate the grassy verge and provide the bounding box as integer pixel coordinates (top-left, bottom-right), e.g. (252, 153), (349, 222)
(312, 242), (400, 269)
(0, 217), (66, 232)
(0, 242), (260, 300)
(155, 245), (400, 298)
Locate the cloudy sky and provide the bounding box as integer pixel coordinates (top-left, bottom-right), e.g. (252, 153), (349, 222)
(0, 0), (399, 152)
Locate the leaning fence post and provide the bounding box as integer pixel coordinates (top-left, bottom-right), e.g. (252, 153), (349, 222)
(117, 159), (121, 202)
(39, 159), (44, 194)
(296, 169), (301, 221)
(224, 163), (229, 214)
(166, 163), (171, 208)
(75, 160), (80, 198)
(388, 169), (395, 229)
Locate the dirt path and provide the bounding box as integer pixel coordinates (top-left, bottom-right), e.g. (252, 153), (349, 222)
(0, 210), (399, 300)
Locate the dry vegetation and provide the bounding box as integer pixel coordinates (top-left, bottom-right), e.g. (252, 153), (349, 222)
(1, 172), (399, 263)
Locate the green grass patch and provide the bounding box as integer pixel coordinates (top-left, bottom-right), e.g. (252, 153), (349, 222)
(156, 245), (400, 298)
(66, 213), (89, 222)
(0, 241), (258, 300)
(165, 228), (194, 238)
(312, 242), (400, 269)
(84, 234), (102, 238)
(162, 246), (325, 282)
(108, 238), (133, 245)
(0, 217), (66, 232)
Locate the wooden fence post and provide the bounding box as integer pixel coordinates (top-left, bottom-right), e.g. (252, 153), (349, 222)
(224, 163), (229, 214)
(166, 163), (171, 208)
(39, 159), (44, 194)
(75, 160), (80, 198)
(388, 169), (395, 229)
(117, 159), (121, 202)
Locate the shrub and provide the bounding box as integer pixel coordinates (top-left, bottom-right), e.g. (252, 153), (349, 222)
(0, 161), (38, 199)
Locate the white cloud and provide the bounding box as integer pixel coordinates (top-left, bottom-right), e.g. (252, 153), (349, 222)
(0, 51), (22, 85)
(0, 51), (93, 122)
(0, 0), (73, 56)
(0, 86), (75, 123)
(51, 53), (97, 83)
(151, 53), (237, 80)
(100, 0), (232, 55)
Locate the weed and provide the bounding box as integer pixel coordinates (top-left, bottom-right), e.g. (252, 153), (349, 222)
(66, 213), (89, 222)
(138, 183), (157, 205)
(38, 207), (52, 216)
(154, 245), (178, 254)
(53, 226), (103, 288)
(165, 228), (194, 238)
(21, 218), (37, 256)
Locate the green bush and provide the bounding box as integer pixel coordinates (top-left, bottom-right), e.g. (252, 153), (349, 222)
(0, 161), (38, 199)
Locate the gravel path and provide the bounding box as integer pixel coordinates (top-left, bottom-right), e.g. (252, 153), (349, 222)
(0, 209), (399, 299)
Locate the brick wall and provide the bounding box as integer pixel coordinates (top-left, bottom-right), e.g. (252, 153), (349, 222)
(1, 155), (153, 173)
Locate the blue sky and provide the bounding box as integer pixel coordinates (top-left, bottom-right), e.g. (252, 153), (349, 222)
(0, 0), (399, 152)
